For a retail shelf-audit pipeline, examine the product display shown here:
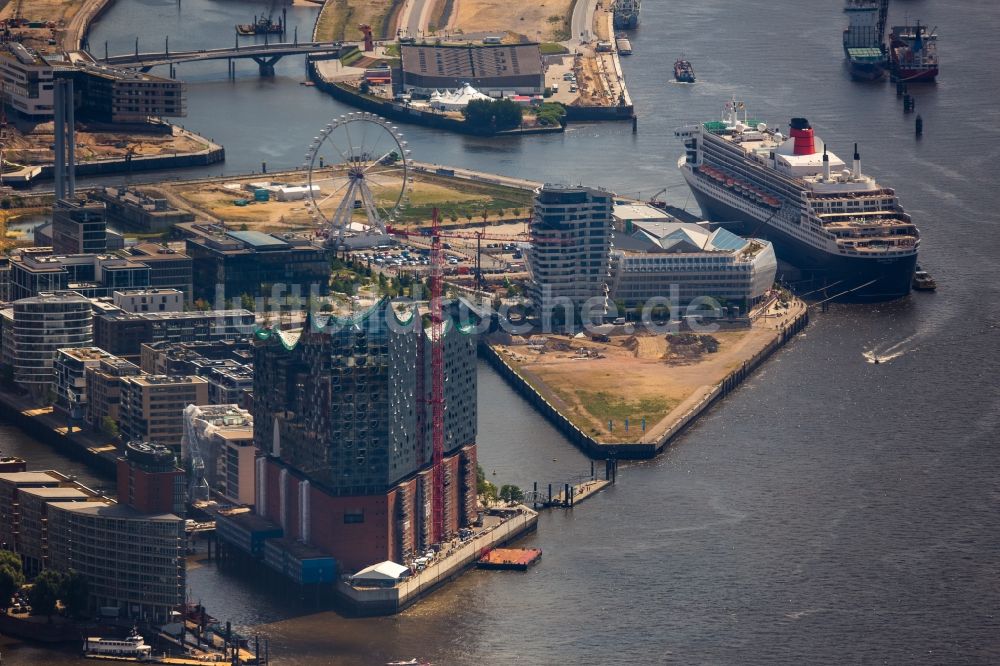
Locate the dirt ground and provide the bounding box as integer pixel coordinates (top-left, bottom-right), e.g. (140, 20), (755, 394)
(446, 0), (573, 41)
(314, 0), (400, 41)
(163, 170), (532, 234)
(497, 300), (806, 443)
(3, 125), (209, 166)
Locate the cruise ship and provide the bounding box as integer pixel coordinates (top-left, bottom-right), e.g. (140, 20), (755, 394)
(675, 99), (919, 301)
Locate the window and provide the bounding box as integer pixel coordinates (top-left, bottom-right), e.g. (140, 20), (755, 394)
(344, 509), (365, 524)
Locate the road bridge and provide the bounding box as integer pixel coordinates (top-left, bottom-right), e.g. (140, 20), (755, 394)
(99, 40), (345, 76)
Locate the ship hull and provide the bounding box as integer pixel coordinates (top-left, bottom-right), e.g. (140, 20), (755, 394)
(847, 60), (885, 81)
(685, 176), (915, 301)
(613, 15), (638, 29)
(890, 65), (938, 82)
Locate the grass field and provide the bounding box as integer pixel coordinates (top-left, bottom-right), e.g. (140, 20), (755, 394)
(162, 170), (532, 233)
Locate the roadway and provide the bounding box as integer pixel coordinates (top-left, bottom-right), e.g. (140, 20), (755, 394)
(102, 40), (343, 68)
(569, 0), (600, 45)
(397, 0), (436, 39)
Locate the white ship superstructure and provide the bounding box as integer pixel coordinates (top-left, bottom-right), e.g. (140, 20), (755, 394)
(675, 99), (919, 300)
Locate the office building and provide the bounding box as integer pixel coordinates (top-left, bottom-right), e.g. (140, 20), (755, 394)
(13, 291), (93, 393)
(526, 185), (614, 324)
(179, 223), (330, 301)
(116, 440), (185, 515)
(91, 187), (196, 232)
(61, 61), (186, 123)
(0, 469), (185, 623)
(53, 347), (114, 420)
(9, 250), (150, 302)
(139, 339), (252, 376)
(125, 244), (194, 298)
(51, 197), (108, 255)
(93, 308), (255, 362)
(181, 404), (256, 505)
(85, 353), (142, 429)
(120, 375), (209, 456)
(113, 288), (184, 313)
(609, 220), (777, 311)
(0, 44), (54, 119)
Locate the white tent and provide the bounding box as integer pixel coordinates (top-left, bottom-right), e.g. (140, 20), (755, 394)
(350, 561), (410, 584)
(432, 83), (492, 111)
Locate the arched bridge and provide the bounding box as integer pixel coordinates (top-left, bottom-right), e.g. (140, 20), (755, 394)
(100, 40), (345, 76)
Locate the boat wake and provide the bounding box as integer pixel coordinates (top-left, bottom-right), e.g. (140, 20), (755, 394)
(864, 334), (918, 364)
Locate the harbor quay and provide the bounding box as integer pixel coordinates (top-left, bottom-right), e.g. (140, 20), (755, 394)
(481, 298), (810, 459)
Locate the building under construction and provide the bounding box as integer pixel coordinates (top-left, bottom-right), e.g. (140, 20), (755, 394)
(238, 299), (479, 575)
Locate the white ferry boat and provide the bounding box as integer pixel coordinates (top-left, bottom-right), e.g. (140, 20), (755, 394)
(675, 98), (920, 301)
(83, 630), (152, 660)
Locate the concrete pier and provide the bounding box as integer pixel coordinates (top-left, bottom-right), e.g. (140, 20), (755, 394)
(337, 507), (538, 615)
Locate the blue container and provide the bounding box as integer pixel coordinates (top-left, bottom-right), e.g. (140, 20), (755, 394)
(254, 189), (270, 202)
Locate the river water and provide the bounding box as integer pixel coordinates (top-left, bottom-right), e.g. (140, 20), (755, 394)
(5, 0), (1000, 663)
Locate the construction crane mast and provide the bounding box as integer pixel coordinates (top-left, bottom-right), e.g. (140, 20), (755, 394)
(428, 208), (445, 544)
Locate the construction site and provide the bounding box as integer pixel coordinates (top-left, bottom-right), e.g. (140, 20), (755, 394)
(490, 297), (809, 446)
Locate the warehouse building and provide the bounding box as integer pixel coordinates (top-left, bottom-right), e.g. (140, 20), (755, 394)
(399, 42), (544, 95)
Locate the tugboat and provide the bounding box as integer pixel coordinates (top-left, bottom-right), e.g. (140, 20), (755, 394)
(673, 58), (695, 83)
(912, 267), (937, 291)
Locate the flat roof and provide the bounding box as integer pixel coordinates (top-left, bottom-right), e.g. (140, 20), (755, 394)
(18, 487), (91, 500)
(226, 230), (289, 250)
(0, 471), (65, 484)
(48, 500), (180, 521)
(613, 203), (673, 222)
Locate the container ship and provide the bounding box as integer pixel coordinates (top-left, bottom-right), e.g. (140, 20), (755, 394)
(842, 0), (889, 80)
(612, 0), (640, 30)
(890, 22), (938, 81)
(675, 99), (920, 301)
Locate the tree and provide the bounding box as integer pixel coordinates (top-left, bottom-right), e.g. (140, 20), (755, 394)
(462, 98), (523, 133)
(61, 569), (89, 619)
(101, 416), (120, 438)
(29, 569), (64, 620)
(240, 293), (256, 312)
(0, 550), (24, 610)
(476, 464), (497, 504)
(499, 484), (524, 504)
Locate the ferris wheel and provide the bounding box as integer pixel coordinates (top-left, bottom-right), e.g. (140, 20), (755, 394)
(304, 113), (411, 246)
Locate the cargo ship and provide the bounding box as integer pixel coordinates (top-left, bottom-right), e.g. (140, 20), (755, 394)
(673, 58), (695, 83)
(890, 22), (938, 81)
(236, 13), (284, 36)
(675, 99), (920, 301)
(842, 0), (889, 80)
(612, 0), (640, 30)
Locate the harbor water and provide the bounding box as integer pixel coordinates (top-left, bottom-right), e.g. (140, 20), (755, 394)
(5, 0), (1000, 663)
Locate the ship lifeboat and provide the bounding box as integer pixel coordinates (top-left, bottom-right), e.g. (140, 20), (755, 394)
(725, 178), (735, 188)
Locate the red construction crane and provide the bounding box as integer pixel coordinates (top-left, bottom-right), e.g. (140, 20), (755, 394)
(427, 208), (445, 543)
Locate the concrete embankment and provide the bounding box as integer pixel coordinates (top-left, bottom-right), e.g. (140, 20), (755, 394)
(10, 128), (225, 187)
(336, 508), (538, 616)
(307, 61), (563, 137)
(64, 0), (117, 51)
(0, 388), (119, 478)
(480, 309), (810, 459)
